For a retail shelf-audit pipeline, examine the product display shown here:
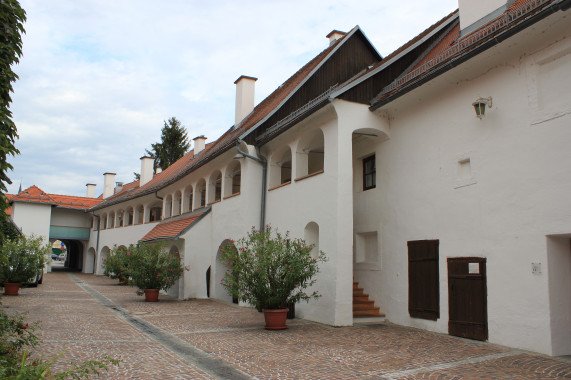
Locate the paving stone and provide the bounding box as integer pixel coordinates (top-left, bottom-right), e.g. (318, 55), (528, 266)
(2, 272), (569, 379)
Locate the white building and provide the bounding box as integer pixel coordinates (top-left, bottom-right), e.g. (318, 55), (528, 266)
(8, 0), (571, 357)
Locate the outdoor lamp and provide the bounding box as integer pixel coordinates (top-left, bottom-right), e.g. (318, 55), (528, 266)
(472, 97), (492, 119)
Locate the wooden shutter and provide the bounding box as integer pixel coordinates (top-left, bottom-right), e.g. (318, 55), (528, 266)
(408, 240), (440, 320)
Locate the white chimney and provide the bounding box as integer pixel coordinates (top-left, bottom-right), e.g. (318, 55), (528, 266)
(326, 30), (346, 46)
(458, 0), (510, 33)
(103, 172), (116, 199)
(140, 156), (154, 186)
(115, 182), (124, 193)
(86, 183), (96, 198)
(234, 75), (257, 126)
(193, 135), (207, 156)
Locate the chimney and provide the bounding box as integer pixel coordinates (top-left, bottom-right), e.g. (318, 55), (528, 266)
(234, 75), (257, 126)
(326, 30), (346, 46)
(86, 183), (96, 198)
(193, 135), (207, 156)
(115, 182), (124, 194)
(458, 0), (510, 34)
(140, 156), (154, 186)
(103, 172), (116, 199)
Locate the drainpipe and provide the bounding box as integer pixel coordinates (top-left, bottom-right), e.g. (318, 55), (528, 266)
(236, 140), (267, 231)
(91, 211), (100, 275)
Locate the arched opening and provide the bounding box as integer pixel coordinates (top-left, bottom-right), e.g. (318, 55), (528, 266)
(296, 129), (324, 178)
(269, 147), (292, 188)
(164, 194), (173, 218)
(224, 161), (241, 197)
(126, 207), (134, 226)
(85, 247), (96, 273)
(195, 179), (206, 208)
(117, 210), (124, 227)
(100, 213), (107, 230)
(166, 245), (183, 299)
(135, 205), (144, 224)
(183, 185), (193, 213)
(209, 171), (222, 203)
(173, 191), (182, 216)
(109, 212), (115, 229)
(98, 246), (110, 275)
(149, 202), (162, 222)
(214, 239), (238, 304)
(304, 222), (319, 257)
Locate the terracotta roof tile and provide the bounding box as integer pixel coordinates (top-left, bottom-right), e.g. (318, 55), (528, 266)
(7, 185), (102, 210)
(92, 37), (345, 211)
(140, 212), (206, 242)
(371, 0), (556, 107)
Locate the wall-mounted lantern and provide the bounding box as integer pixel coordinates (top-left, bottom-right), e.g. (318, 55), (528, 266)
(472, 97), (493, 119)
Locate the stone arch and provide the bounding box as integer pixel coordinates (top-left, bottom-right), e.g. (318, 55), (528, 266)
(296, 128), (324, 178)
(85, 247), (96, 273)
(224, 161), (241, 197)
(269, 146), (292, 188)
(214, 239), (238, 304)
(208, 170), (222, 203)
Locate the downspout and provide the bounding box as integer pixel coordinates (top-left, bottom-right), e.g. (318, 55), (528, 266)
(236, 140), (267, 231)
(91, 211), (100, 275)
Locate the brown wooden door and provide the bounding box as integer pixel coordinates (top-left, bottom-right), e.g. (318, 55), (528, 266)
(448, 257), (488, 341)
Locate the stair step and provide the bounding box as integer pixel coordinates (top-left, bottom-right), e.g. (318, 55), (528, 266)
(353, 304), (379, 312)
(353, 309), (386, 317)
(353, 299), (375, 306)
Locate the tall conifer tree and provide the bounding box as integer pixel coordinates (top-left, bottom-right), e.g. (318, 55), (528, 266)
(146, 117), (190, 171)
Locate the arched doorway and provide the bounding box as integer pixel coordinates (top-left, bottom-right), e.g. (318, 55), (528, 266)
(50, 239), (84, 272)
(98, 246), (110, 275)
(214, 239), (238, 304)
(85, 247), (96, 273)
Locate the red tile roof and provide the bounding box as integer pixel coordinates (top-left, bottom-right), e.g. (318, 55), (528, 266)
(7, 185), (102, 210)
(92, 34), (349, 211)
(140, 212), (207, 242)
(371, 0), (557, 108)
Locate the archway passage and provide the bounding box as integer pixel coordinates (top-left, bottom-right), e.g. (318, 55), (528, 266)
(51, 239), (83, 272)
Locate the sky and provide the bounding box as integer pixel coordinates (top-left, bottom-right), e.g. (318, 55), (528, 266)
(7, 0), (458, 197)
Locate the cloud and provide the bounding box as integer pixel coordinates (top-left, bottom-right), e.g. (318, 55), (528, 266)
(7, 0), (458, 196)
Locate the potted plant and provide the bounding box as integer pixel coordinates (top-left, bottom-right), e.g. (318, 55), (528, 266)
(103, 245), (130, 285)
(126, 242), (187, 302)
(219, 226), (327, 330)
(0, 235), (49, 296)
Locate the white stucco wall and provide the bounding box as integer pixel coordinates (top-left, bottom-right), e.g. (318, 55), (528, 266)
(11, 202), (52, 242)
(50, 208), (92, 228)
(370, 16), (571, 355)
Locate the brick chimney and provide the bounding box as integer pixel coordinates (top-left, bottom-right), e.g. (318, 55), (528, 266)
(103, 173), (116, 199)
(234, 75), (257, 126)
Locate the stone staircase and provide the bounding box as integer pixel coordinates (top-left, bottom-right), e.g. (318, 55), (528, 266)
(353, 281), (385, 318)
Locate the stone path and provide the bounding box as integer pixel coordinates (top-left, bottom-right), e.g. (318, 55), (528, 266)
(2, 272), (570, 379)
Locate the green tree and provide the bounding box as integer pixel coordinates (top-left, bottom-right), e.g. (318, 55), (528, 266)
(0, 1), (26, 217)
(146, 117), (190, 171)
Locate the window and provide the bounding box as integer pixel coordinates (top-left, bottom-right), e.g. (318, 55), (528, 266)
(408, 240), (439, 320)
(363, 155), (376, 190)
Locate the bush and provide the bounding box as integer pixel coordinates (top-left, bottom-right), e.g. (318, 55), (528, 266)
(126, 242), (187, 294)
(0, 234), (48, 284)
(219, 226), (327, 311)
(103, 245), (130, 281)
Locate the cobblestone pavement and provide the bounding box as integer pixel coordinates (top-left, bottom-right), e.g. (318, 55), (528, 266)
(2, 272), (570, 379)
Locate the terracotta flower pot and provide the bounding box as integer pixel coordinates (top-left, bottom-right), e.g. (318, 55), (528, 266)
(262, 308), (289, 330)
(144, 289), (159, 302)
(4, 282), (21, 296)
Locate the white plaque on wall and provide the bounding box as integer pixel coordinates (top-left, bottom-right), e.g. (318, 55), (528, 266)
(468, 262), (479, 274)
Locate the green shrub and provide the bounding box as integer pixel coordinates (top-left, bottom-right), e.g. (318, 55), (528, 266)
(103, 245), (130, 281)
(126, 242), (188, 294)
(219, 226), (327, 311)
(0, 234), (48, 284)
